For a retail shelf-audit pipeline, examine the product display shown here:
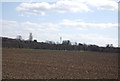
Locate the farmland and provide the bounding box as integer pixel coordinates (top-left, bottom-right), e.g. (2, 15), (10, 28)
(2, 48), (118, 79)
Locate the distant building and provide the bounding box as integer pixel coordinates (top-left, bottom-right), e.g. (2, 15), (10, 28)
(29, 33), (33, 41)
(60, 37), (62, 44)
(16, 35), (22, 40)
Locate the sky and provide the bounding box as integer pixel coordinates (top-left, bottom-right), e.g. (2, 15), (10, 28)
(0, 0), (119, 47)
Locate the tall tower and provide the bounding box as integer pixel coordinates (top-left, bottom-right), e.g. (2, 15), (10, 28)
(29, 33), (33, 41)
(60, 37), (62, 44)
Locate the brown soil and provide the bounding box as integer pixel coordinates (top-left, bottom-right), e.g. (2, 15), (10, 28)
(2, 48), (118, 79)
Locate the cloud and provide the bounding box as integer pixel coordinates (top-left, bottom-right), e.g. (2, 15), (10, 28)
(85, 0), (118, 10)
(16, 0), (91, 16)
(1, 19), (118, 46)
(1, 20), (60, 39)
(59, 34), (118, 47)
(1, 19), (117, 33)
(16, 0), (118, 16)
(59, 19), (117, 29)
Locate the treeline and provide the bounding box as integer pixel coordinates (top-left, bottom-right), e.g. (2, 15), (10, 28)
(2, 37), (120, 53)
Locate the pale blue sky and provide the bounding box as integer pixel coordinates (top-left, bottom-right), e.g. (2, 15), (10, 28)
(0, 0), (119, 47)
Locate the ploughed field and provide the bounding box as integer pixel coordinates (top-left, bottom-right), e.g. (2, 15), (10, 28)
(2, 48), (118, 79)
